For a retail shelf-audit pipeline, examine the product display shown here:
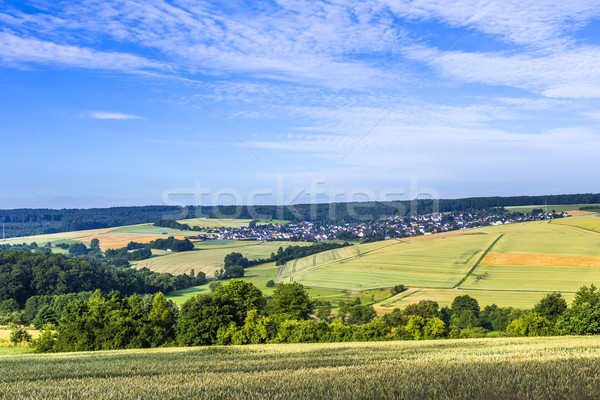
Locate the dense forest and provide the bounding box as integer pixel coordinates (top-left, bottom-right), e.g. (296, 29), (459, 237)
(2, 193), (599, 238)
(0, 250), (205, 308)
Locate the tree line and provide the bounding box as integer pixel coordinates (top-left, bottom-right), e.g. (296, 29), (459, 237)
(148, 237), (195, 252)
(152, 219), (200, 231)
(13, 279), (600, 352)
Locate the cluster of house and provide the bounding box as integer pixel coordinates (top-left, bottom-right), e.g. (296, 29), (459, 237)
(196, 210), (567, 242)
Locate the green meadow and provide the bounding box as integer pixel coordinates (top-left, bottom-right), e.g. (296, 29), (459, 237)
(280, 232), (497, 290)
(136, 240), (312, 277)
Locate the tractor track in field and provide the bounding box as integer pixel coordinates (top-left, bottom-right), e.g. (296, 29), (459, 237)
(454, 234), (504, 289)
(275, 262), (285, 284)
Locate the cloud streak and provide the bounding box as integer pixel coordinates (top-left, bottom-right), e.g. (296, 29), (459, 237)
(85, 111), (144, 120)
(0, 30), (160, 73)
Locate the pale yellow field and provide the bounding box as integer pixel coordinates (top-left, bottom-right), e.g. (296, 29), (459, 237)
(483, 252), (600, 268)
(565, 210), (597, 216)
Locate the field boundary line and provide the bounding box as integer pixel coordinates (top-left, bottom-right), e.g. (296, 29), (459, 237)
(383, 288), (422, 306)
(377, 288), (422, 306)
(551, 220), (600, 236)
(454, 234), (504, 288)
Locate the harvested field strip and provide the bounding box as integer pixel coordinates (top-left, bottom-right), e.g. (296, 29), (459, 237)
(483, 253), (600, 268)
(566, 210), (597, 216)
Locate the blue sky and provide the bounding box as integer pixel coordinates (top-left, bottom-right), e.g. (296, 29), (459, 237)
(1, 0), (599, 208)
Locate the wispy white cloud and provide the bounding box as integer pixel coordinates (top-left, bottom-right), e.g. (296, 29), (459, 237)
(0, 1), (407, 89)
(383, 0), (600, 47)
(0, 30), (160, 72)
(85, 111), (144, 120)
(405, 44), (600, 99)
(3, 1), (600, 97)
(2, 0), (600, 199)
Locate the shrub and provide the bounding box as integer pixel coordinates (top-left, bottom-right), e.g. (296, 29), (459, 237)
(507, 312), (551, 337)
(9, 326), (32, 345)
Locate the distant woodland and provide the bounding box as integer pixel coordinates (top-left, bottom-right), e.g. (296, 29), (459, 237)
(1, 193), (599, 238)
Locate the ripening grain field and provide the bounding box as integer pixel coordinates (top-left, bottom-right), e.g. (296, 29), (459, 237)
(2, 337), (600, 399)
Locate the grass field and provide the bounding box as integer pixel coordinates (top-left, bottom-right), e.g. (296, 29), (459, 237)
(5, 216), (600, 310)
(280, 232), (498, 291)
(135, 241), (312, 277)
(0, 328), (39, 356)
(487, 220), (600, 255)
(165, 260), (347, 304)
(2, 336), (600, 399)
(552, 214), (600, 234)
(454, 219), (600, 294)
(376, 287), (576, 311)
(505, 203), (600, 213)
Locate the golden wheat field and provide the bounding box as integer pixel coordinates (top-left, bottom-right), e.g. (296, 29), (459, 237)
(2, 337), (600, 399)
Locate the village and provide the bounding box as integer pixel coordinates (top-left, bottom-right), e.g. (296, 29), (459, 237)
(201, 209), (567, 242)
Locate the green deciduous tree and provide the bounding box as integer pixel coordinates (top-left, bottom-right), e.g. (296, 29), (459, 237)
(404, 300), (440, 319)
(213, 279), (264, 321)
(176, 293), (238, 346)
(404, 315), (426, 340)
(147, 292), (178, 346)
(347, 304), (377, 325)
(424, 317), (446, 339)
(267, 282), (313, 322)
(507, 312), (551, 337)
(533, 292), (567, 323)
(90, 238), (100, 252)
(572, 285), (600, 308)
(451, 295), (480, 318)
(316, 301), (332, 322)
